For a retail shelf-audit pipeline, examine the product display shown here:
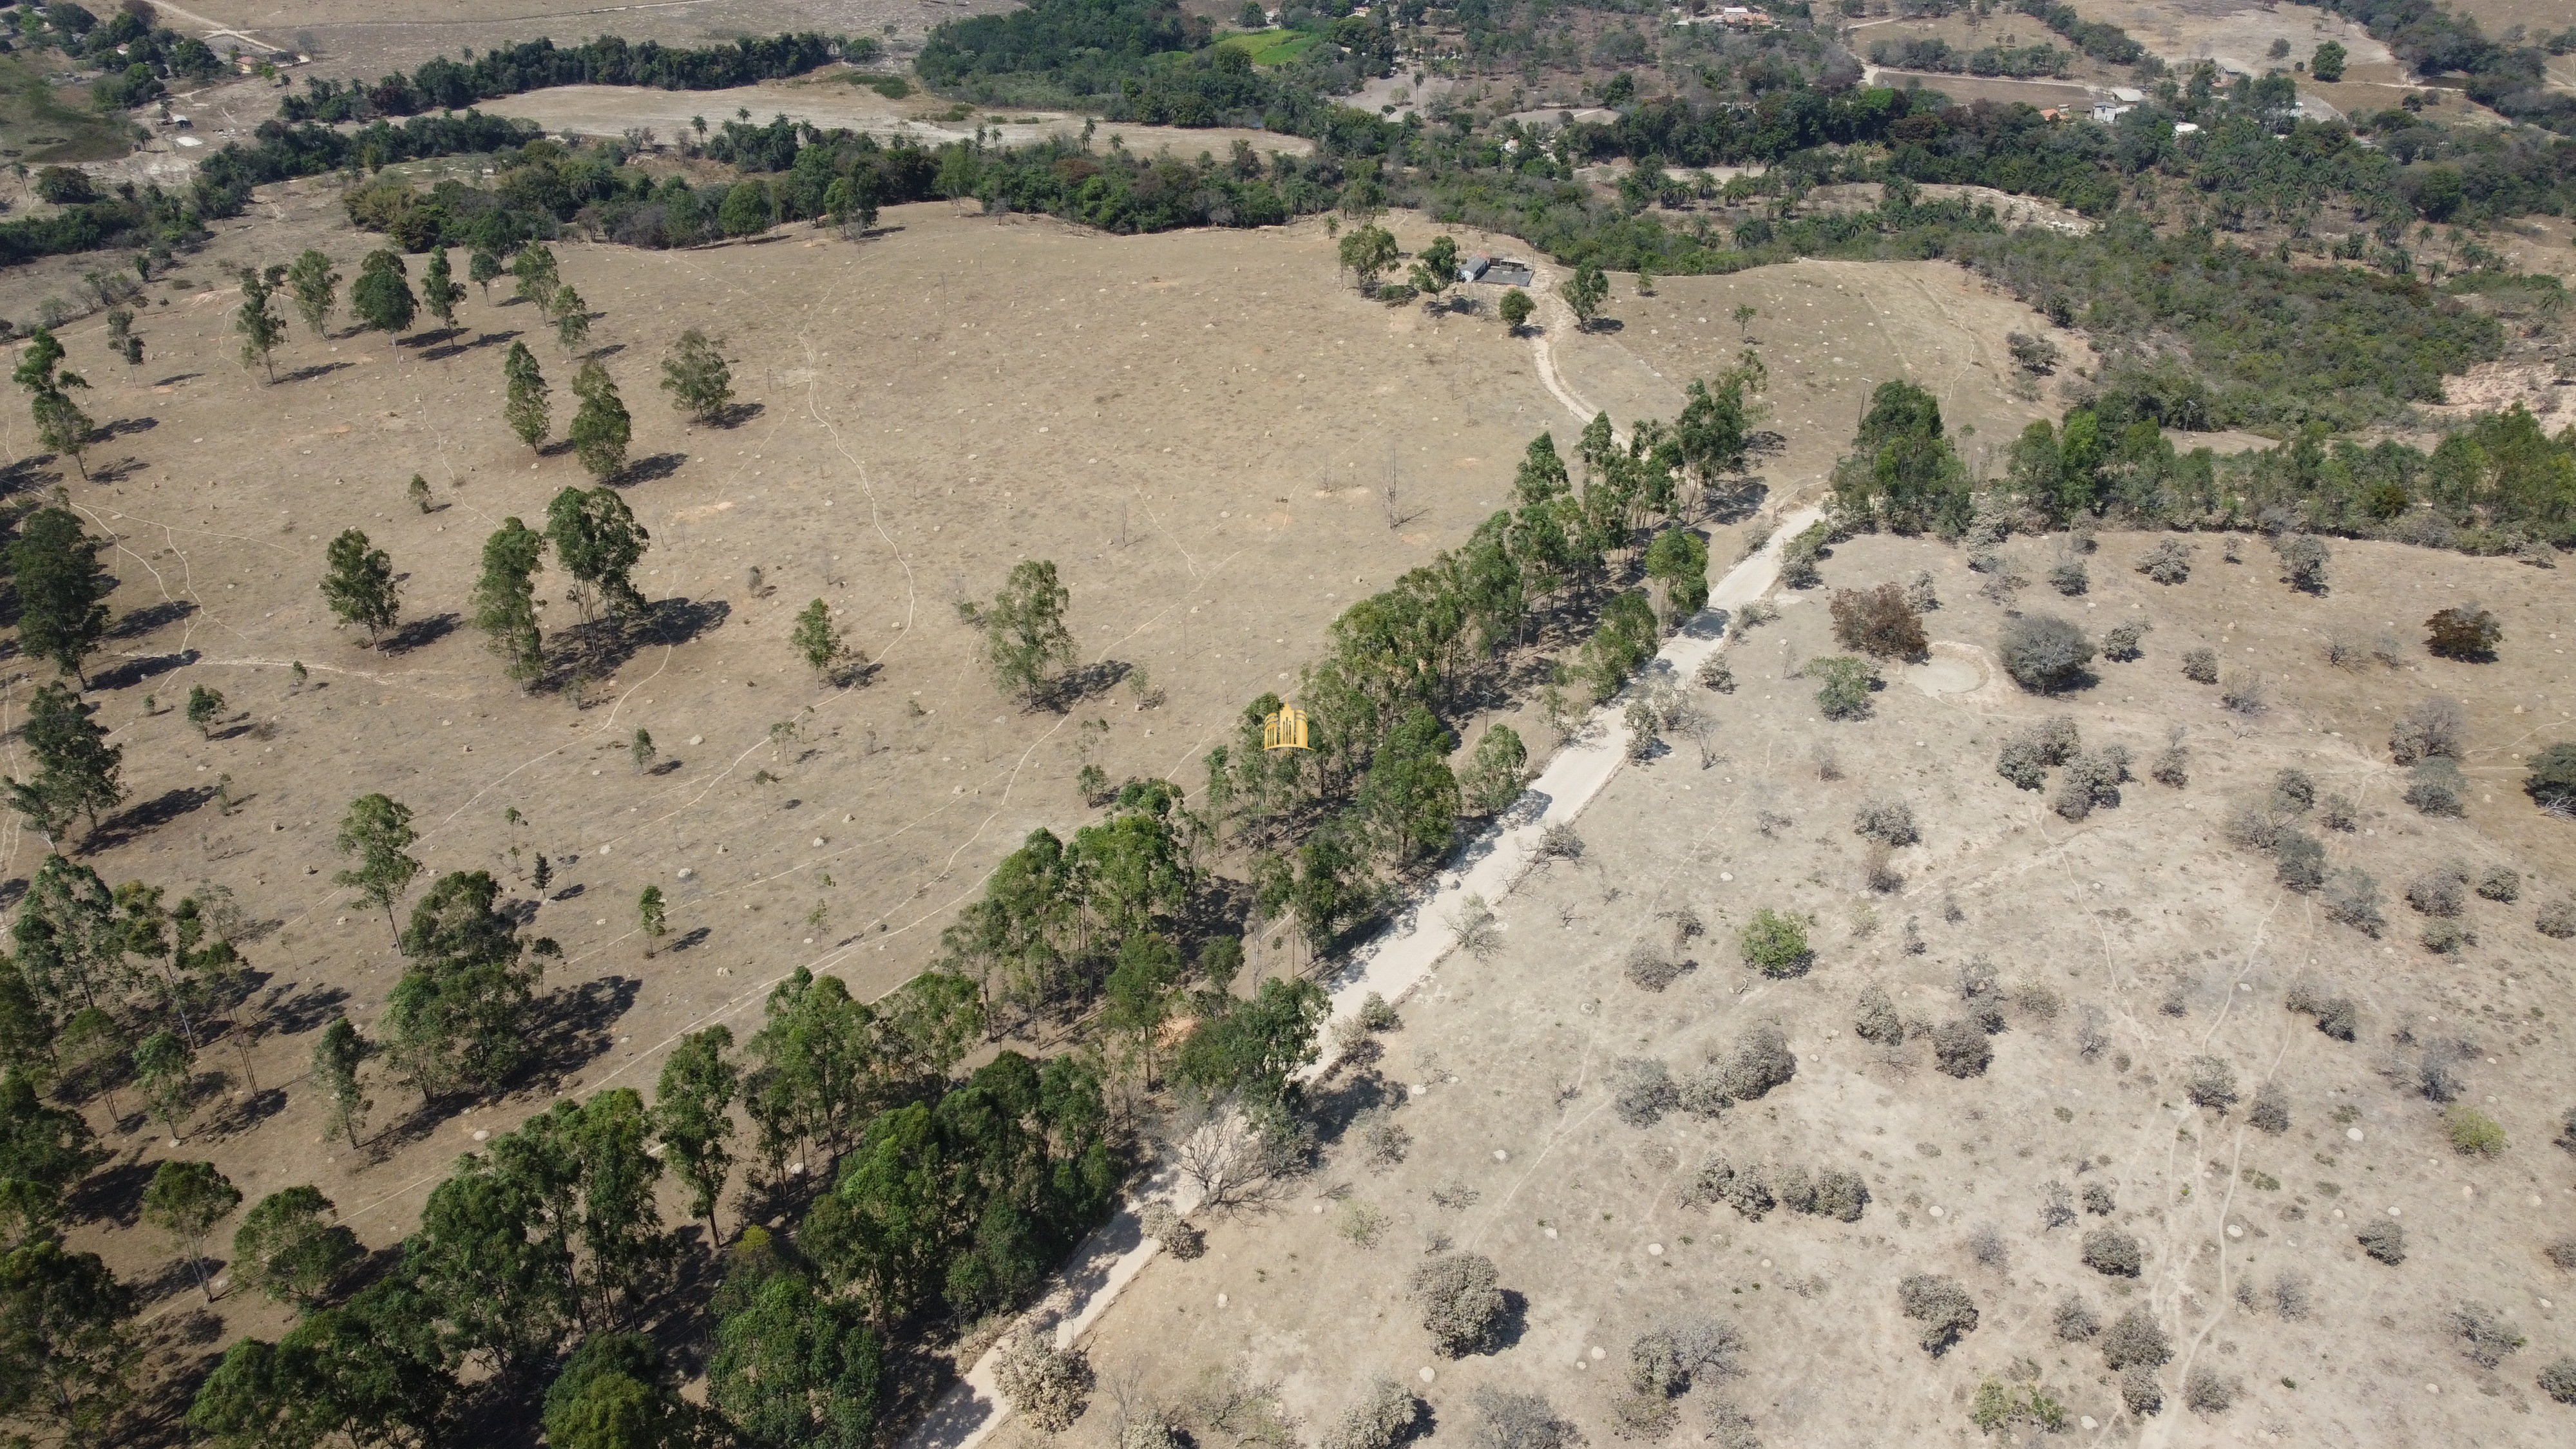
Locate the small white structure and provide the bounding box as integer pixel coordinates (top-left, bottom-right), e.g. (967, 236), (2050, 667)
(2092, 102), (2133, 124)
(1459, 252), (1492, 283)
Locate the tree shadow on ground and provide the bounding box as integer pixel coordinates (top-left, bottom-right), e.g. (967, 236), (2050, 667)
(108, 598), (195, 639)
(616, 451), (686, 485)
(84, 783), (216, 850)
(88, 455), (149, 484)
(0, 457), (55, 499)
(666, 925), (711, 954)
(274, 361), (353, 385)
(68, 1156), (156, 1229)
(263, 980), (350, 1036)
(198, 1084), (290, 1139)
(1044, 658), (1131, 711)
(417, 328), (520, 363)
(709, 401), (765, 428)
(90, 649), (195, 691)
(540, 597), (727, 692)
(99, 415), (158, 440)
(529, 973), (641, 1083)
(379, 611), (459, 655)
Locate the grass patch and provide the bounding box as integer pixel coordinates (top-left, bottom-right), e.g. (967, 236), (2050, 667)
(1217, 28), (1321, 66)
(0, 53), (132, 164)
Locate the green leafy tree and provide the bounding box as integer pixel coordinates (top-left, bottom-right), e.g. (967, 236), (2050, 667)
(569, 360), (632, 480)
(1564, 261), (1609, 328)
(503, 340), (551, 451)
(142, 1159), (240, 1302)
(311, 1017), (372, 1149)
(1338, 222), (1398, 292)
(486, 1088), (667, 1331)
(234, 265), (289, 381)
(334, 793), (422, 943)
(4, 683), (124, 843)
(0, 1237), (135, 1443)
(791, 598), (850, 681)
(709, 1269), (883, 1448)
(653, 1026), (738, 1242)
(320, 527), (401, 644)
(350, 249), (416, 341)
(1174, 975), (1330, 1105)
(283, 248), (339, 337)
(1408, 234), (1460, 308)
(1459, 723), (1528, 814)
(0, 1070), (106, 1248)
(659, 328), (733, 423)
(637, 886), (667, 957)
(383, 871), (553, 1106)
(718, 180), (773, 238)
(1499, 287), (1533, 334)
(1831, 378), (1970, 535)
(6, 506), (111, 682)
(420, 247), (464, 330)
(544, 1332), (700, 1449)
(468, 244), (504, 299)
(511, 243), (560, 308)
(552, 283), (591, 353)
(472, 517), (549, 685)
(185, 683), (224, 737)
(982, 559), (1076, 706)
(1359, 706), (1460, 864)
(546, 485), (650, 625)
(1739, 908), (1812, 976)
(2311, 40), (2346, 81)
(1102, 931), (1181, 1087)
(631, 728), (656, 770)
(11, 855), (121, 1018)
(1644, 526), (1710, 623)
(408, 1151), (572, 1385)
(822, 172), (881, 236)
(739, 969), (877, 1176)
(12, 330), (94, 478)
(133, 1028), (195, 1139)
(233, 1186), (361, 1307)
(186, 1276), (452, 1449)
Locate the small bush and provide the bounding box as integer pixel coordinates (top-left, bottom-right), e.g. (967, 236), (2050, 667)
(2445, 1104), (2506, 1157)
(2053, 1294), (2099, 1341)
(1611, 1057), (1679, 1128)
(1968, 1225), (2008, 1269)
(1905, 571), (1938, 611)
(1322, 1380), (1421, 1449)
(2180, 647), (2218, 684)
(2249, 1082), (2290, 1133)
(1897, 1274), (1979, 1356)
(1695, 654), (1735, 693)
(1996, 737), (2046, 790)
(2053, 748), (2129, 820)
(2184, 1056), (2238, 1110)
(2318, 793), (2360, 831)
(1717, 1025), (1797, 1103)
(2100, 1307), (2171, 1369)
(2048, 558), (2088, 596)
(2406, 864), (2469, 916)
(2151, 735), (2190, 788)
(2101, 618), (2148, 661)
(2082, 1227), (2143, 1277)
(2476, 865), (2521, 902)
(2118, 1365), (2163, 1416)
(2219, 670), (2266, 715)
(1810, 654), (1878, 719)
(995, 1334), (1093, 1432)
(2270, 768), (2315, 813)
(2450, 1302), (2526, 1368)
(2540, 1357), (2576, 1406)
(1853, 797), (1919, 846)
(2358, 1219), (2407, 1264)
(1931, 1019), (1992, 1078)
(1536, 822), (1583, 860)
(2223, 800), (2284, 851)
(1854, 986), (1903, 1045)
(2323, 868), (2385, 937)
(2526, 741), (2576, 815)
(2184, 1366), (2235, 1414)
(1808, 1168), (1869, 1222)
(2403, 757), (2466, 816)
(1140, 1202), (1205, 1260)
(2272, 1272), (2312, 1320)
(1998, 613), (2095, 694)
(2425, 604), (2502, 661)
(1738, 909), (1811, 978)
(1625, 942), (1686, 992)
(1358, 1110), (1410, 1171)
(2273, 533), (2329, 593)
(2137, 538), (2192, 584)
(1829, 583), (1929, 660)
(2081, 1182), (2115, 1216)
(2539, 899), (2576, 938)
(2422, 918), (2470, 954)
(2273, 831), (2325, 892)
(1411, 1252), (1507, 1357)
(2389, 696), (2466, 764)
(2547, 1238), (2576, 1271)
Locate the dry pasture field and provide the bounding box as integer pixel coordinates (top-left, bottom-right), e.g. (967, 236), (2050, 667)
(1051, 527), (2576, 1449)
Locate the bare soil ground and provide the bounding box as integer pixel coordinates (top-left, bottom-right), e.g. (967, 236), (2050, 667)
(1053, 526), (2576, 1449)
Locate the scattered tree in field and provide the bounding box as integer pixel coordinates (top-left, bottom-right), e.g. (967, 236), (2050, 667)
(638, 886), (668, 957)
(660, 328), (734, 422)
(551, 283), (591, 354)
(1564, 260), (1609, 328)
(350, 249), (416, 341)
(653, 1026), (735, 1240)
(285, 248), (339, 337)
(2425, 604), (2501, 661)
(320, 528), (401, 643)
(0, 1236), (136, 1443)
(4, 683), (124, 842)
(1339, 223), (1398, 292)
(233, 265), (288, 381)
(791, 599), (855, 683)
(511, 243), (560, 308)
(2273, 533), (2330, 593)
(2311, 39), (2346, 80)
(468, 244), (503, 299)
(1411, 1251), (1507, 1357)
(185, 683), (224, 737)
(502, 341), (550, 451)
(822, 171), (883, 236)
(1733, 303), (1757, 337)
(334, 793), (422, 943)
(472, 518), (549, 685)
(133, 1027), (197, 1135)
(6, 507), (111, 681)
(1499, 287), (1534, 334)
(546, 486), (650, 625)
(231, 1186), (359, 1307)
(102, 308), (138, 377)
(1999, 612), (2095, 693)
(981, 559), (1077, 706)
(1899, 1274), (1979, 1355)
(1408, 234), (1459, 308)
(631, 728), (656, 771)
(569, 360), (631, 479)
(311, 1016), (371, 1148)
(718, 180), (773, 237)
(419, 247), (464, 330)
(12, 328), (96, 478)
(382, 871), (554, 1106)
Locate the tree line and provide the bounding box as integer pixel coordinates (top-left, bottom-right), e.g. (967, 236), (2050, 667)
(276, 32), (859, 124)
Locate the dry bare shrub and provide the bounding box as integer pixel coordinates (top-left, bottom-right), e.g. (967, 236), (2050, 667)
(2180, 647), (2218, 684)
(1808, 1168), (1869, 1222)
(2271, 1272), (2311, 1320)
(1610, 1057), (1679, 1127)
(2476, 865), (2521, 902)
(1968, 1225), (2008, 1269)
(2102, 618), (2148, 661)
(1410, 1252), (1507, 1357)
(2548, 1239), (2576, 1271)
(1536, 823), (1583, 860)
(1695, 653), (1736, 693)
(1120, 1414), (1179, 1449)
(1321, 1380), (1421, 1449)
(1860, 840), (1903, 894)
(1624, 942), (1686, 992)
(2100, 1307), (2171, 1370)
(1357, 1109), (1411, 1172)
(1897, 1274), (1980, 1356)
(2450, 1302), (2527, 1368)
(2184, 1056), (2238, 1110)
(2541, 1358), (2576, 1406)
(2541, 899), (2576, 939)
(1854, 986), (1902, 1046)
(1931, 1020), (1992, 1078)
(1829, 583), (1929, 660)
(2271, 768), (2316, 813)
(2150, 726), (2188, 787)
(2014, 981), (2061, 1021)
(2052, 1294), (2099, 1341)
(996, 1333), (1094, 1432)
(2118, 1365), (2163, 1416)
(1468, 1388), (1577, 1449)
(1704, 1399), (1760, 1449)
(2039, 1180), (2075, 1231)
(2318, 792), (2359, 831)
(2137, 538), (2193, 583)
(2406, 863), (2470, 916)
(2249, 1081), (2290, 1134)
(2048, 558), (2088, 596)
(2358, 1218), (2407, 1265)
(1628, 1316), (1744, 1397)
(2323, 869), (2385, 938)
(1140, 1202), (1205, 1259)
(2183, 1366), (2235, 1414)
(2425, 604), (2502, 661)
(2273, 830), (2325, 891)
(2219, 670), (2266, 715)
(2081, 1182), (2115, 1216)
(1853, 796), (1919, 846)
(2223, 800), (2284, 851)
(2083, 1227), (2143, 1277)
(2327, 634), (2367, 668)
(2389, 696), (2466, 764)
(1717, 1026), (1796, 1102)
(1905, 570), (1939, 611)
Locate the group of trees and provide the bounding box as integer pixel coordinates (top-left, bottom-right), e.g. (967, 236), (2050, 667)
(468, 482), (650, 686)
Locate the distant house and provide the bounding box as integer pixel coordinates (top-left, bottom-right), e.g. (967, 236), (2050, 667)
(2173, 121), (2201, 135)
(2039, 108), (2065, 122)
(2092, 102), (2133, 124)
(1459, 253), (1493, 283)
(1718, 6), (1774, 26)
